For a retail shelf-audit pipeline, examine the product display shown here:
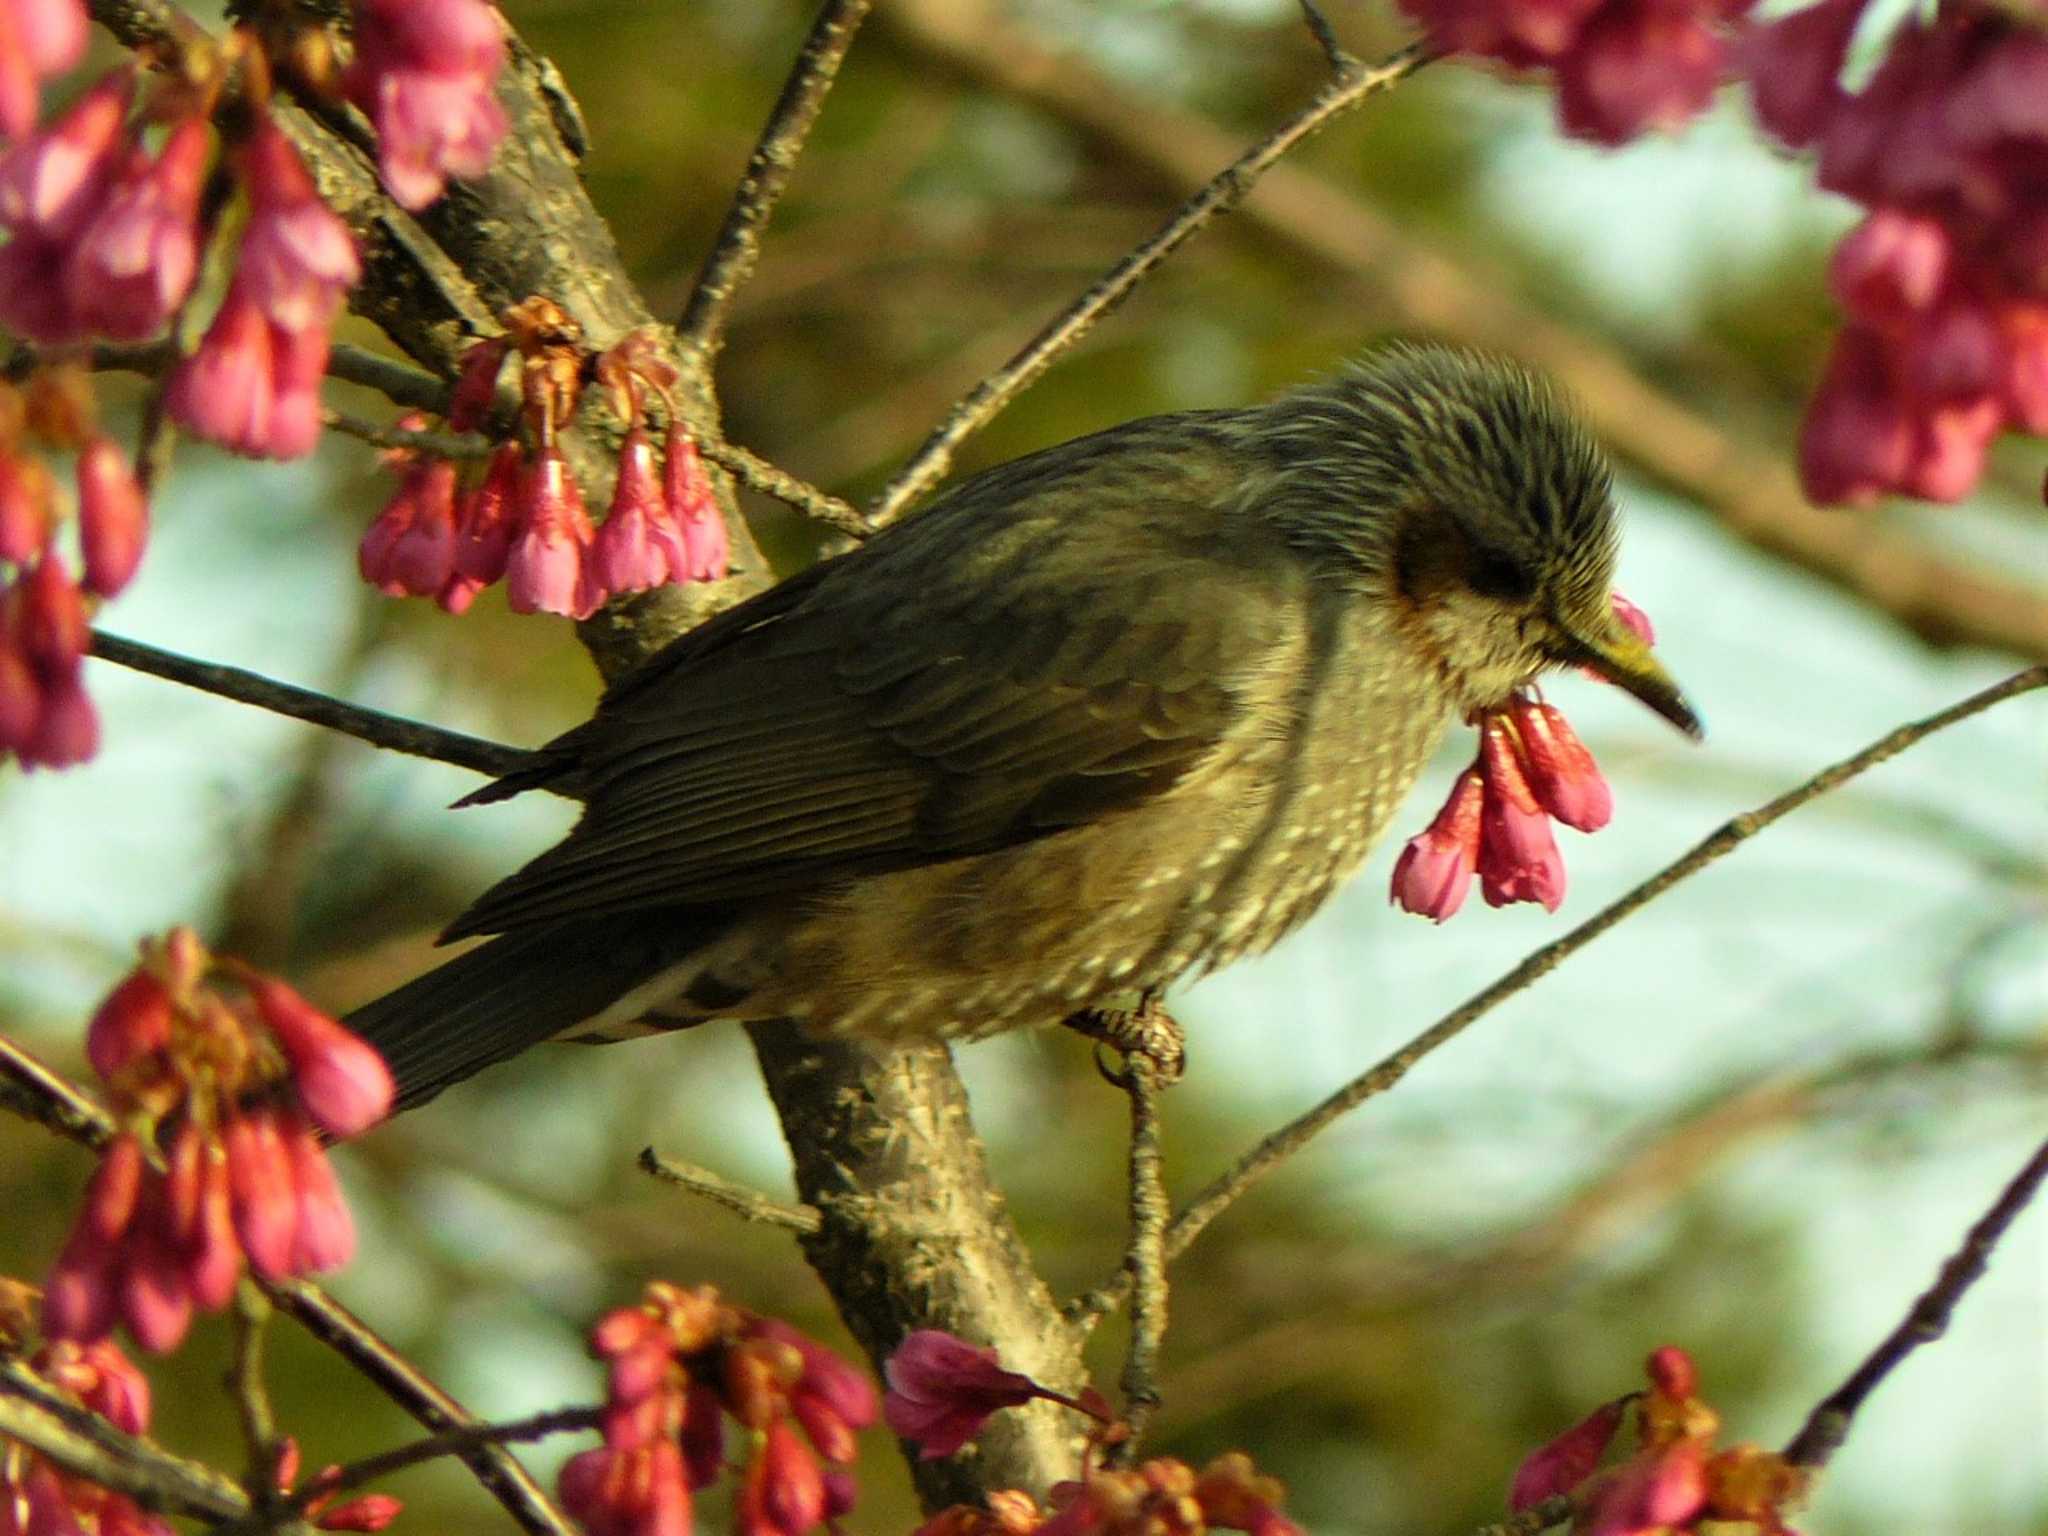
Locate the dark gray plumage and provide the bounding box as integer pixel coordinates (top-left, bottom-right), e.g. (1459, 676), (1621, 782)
(347, 343), (1696, 1109)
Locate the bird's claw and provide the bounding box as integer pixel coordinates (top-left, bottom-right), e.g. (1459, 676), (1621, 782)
(1065, 993), (1186, 1087)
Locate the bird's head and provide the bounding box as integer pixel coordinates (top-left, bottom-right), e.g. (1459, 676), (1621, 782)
(1239, 342), (1700, 736)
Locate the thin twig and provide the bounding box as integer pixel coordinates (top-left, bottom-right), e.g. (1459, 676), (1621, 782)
(694, 433), (867, 534)
(324, 344), (454, 413)
(1783, 1130), (2048, 1469)
(88, 631), (540, 784)
(0, 1033), (114, 1146)
(322, 410), (494, 458)
(0, 1360), (251, 1521)
(638, 1146), (823, 1233)
(221, 1405), (603, 1531)
(263, 1280), (578, 1536)
(1111, 1056), (1171, 1458)
(1296, 0), (1355, 71)
(1066, 666), (2048, 1324)
(227, 1283), (281, 1495)
(678, 0), (876, 350)
(865, 42), (1427, 527)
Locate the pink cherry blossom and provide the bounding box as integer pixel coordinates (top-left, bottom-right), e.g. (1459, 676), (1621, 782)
(75, 435), (148, 597)
(0, 0), (89, 141)
(1390, 768), (1484, 922)
(345, 0), (508, 209)
(67, 116), (210, 341)
(505, 447), (593, 616)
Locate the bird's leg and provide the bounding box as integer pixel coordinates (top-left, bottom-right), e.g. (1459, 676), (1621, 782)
(1063, 988), (1186, 1086)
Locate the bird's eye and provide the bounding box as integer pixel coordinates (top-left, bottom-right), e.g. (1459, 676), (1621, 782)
(1466, 546), (1534, 602)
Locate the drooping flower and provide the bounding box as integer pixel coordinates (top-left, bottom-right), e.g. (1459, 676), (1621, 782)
(65, 116), (210, 341)
(883, 1330), (1042, 1460)
(42, 929), (393, 1352)
(0, 0), (90, 141)
(505, 446), (593, 617)
(1390, 767), (1484, 922)
(344, 0), (509, 209)
(74, 435), (148, 597)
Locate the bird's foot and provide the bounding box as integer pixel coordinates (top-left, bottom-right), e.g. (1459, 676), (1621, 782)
(1064, 990), (1186, 1087)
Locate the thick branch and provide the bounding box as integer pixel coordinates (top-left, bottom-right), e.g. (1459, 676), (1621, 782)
(88, 631), (538, 783)
(1783, 1131), (2048, 1469)
(865, 41), (1428, 526)
(678, 0), (876, 350)
(0, 1360), (250, 1521)
(1069, 666), (2048, 1322)
(883, 0), (2048, 661)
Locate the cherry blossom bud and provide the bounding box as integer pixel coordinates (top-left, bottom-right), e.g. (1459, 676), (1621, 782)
(446, 336), (510, 431)
(681, 1381), (727, 1490)
(163, 1118), (205, 1244)
(184, 1146), (243, 1311)
(47, 1338), (153, 1435)
(1609, 591), (1654, 647)
(1646, 1345), (1698, 1399)
(0, 66), (130, 238)
(591, 426), (671, 597)
(75, 435), (148, 597)
(345, 0), (509, 209)
(248, 978), (395, 1138)
(225, 1107), (298, 1282)
(662, 424), (728, 581)
(1507, 697), (1612, 832)
(0, 448), (52, 561)
(1509, 1396), (1627, 1511)
(883, 1330), (1042, 1461)
(166, 287), (275, 455)
(315, 1494), (404, 1532)
(1390, 768), (1484, 923)
(283, 1113), (356, 1273)
(1828, 209), (1949, 329)
(506, 447), (592, 617)
(42, 1222), (118, 1340)
(86, 971), (173, 1081)
(0, 0), (89, 140)
(1798, 327), (1913, 505)
(81, 1133), (144, 1244)
(235, 120), (360, 333)
(19, 667), (96, 767)
(19, 550), (86, 677)
(1581, 1440), (1708, 1536)
(67, 116), (210, 341)
(1556, 6), (1722, 147)
(755, 1420), (826, 1536)
(120, 1219), (195, 1353)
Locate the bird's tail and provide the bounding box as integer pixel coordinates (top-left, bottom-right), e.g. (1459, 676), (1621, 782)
(344, 911), (732, 1113)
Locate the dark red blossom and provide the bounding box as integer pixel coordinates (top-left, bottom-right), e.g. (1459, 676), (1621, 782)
(883, 1329), (1042, 1460)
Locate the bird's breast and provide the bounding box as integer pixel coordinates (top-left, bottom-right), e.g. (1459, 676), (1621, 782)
(752, 604), (1453, 1039)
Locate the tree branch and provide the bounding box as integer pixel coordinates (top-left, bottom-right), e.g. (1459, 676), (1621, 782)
(1112, 1057), (1170, 1456)
(881, 0), (2048, 661)
(864, 40), (1429, 527)
(638, 1146), (823, 1233)
(0, 1033), (575, 1536)
(1296, 0), (1356, 72)
(87, 631), (539, 783)
(0, 1359), (251, 1522)
(1783, 1130), (2048, 1469)
(677, 0), (876, 351)
(1068, 665), (2048, 1323)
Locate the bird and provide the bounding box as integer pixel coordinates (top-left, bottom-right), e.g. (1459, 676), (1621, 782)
(346, 342), (1699, 1110)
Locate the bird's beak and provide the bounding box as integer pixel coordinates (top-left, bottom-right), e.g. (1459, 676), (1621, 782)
(1557, 622), (1704, 740)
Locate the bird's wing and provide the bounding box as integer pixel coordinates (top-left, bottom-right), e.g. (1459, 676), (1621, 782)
(443, 469), (1298, 940)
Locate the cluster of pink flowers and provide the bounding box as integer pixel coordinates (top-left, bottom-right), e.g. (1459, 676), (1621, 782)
(361, 322), (729, 619)
(359, 422), (726, 619)
(0, 69), (206, 346)
(165, 116), (360, 461)
(886, 1332), (1304, 1536)
(0, 0), (86, 141)
(42, 928), (394, 1353)
(0, 374), (147, 769)
(1389, 594), (1651, 922)
(1509, 1347), (1807, 1536)
(559, 1282), (875, 1536)
(1397, 0), (1750, 144)
(1741, 1), (2048, 506)
(343, 0), (508, 210)
(0, 1327), (170, 1536)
